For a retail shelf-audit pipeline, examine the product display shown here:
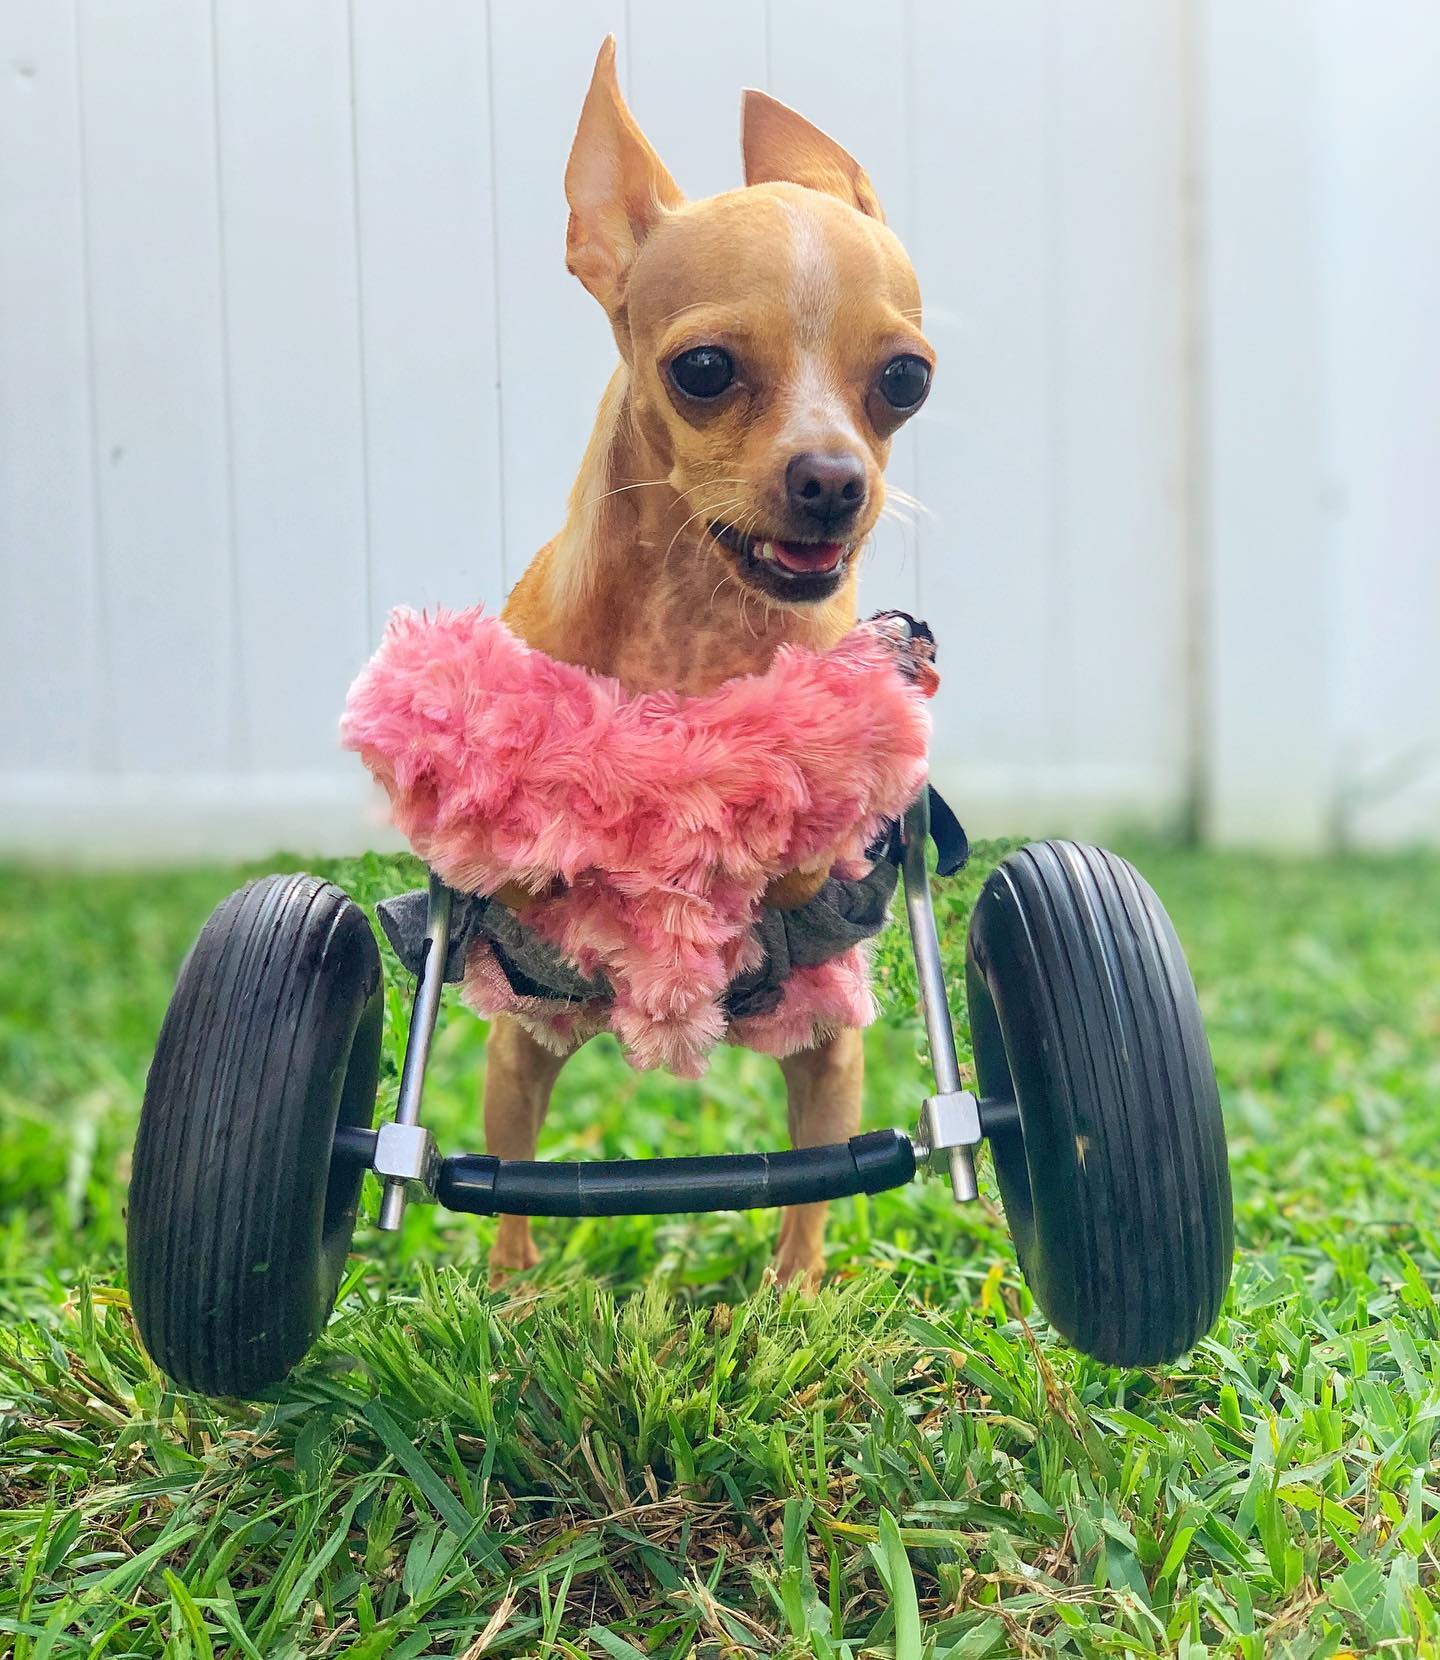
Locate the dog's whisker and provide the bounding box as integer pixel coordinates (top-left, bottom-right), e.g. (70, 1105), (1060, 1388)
(730, 506), (788, 625)
(878, 510), (919, 580)
(676, 478), (748, 505)
(662, 496), (743, 572)
(588, 476), (749, 514)
(884, 487), (935, 521)
(877, 504), (921, 577)
(578, 478), (670, 509)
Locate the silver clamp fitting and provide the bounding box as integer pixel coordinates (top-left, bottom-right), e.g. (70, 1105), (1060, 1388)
(914, 1089), (982, 1203)
(374, 1122), (440, 1227)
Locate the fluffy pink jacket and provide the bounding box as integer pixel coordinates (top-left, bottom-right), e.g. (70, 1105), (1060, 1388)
(341, 609), (933, 1076)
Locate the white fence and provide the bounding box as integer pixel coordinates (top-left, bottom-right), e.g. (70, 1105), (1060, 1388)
(2, 1), (1436, 858)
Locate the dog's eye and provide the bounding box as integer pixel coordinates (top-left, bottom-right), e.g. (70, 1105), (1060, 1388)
(670, 347), (735, 400)
(878, 355), (931, 410)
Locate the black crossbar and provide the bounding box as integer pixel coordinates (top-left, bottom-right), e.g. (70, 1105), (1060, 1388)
(430, 1128), (916, 1217)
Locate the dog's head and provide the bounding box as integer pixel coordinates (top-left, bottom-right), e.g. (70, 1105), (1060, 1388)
(565, 39), (933, 607)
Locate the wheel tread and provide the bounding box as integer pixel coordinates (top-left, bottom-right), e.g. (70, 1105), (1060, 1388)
(967, 840), (1232, 1366)
(128, 875), (381, 1396)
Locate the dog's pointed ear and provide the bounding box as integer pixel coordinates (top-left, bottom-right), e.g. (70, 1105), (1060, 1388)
(565, 37), (684, 313)
(740, 89), (884, 222)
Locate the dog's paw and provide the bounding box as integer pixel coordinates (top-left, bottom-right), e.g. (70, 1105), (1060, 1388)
(766, 1242), (825, 1293)
(488, 1225), (541, 1288)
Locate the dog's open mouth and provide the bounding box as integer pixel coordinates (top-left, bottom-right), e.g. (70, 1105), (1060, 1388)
(709, 521), (853, 599)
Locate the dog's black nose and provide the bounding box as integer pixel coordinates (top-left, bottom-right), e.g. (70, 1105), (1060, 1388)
(786, 451), (867, 530)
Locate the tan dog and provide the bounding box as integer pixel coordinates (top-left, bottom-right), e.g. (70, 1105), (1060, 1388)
(488, 39), (934, 1285)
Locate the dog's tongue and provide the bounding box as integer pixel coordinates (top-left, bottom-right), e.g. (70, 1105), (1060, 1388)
(773, 539), (845, 575)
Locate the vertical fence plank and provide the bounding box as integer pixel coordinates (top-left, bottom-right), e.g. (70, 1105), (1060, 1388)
(352, 0), (506, 627)
(75, 0), (232, 773)
(212, 0), (368, 774)
(1050, 1), (1188, 812)
(906, 1), (1056, 804)
(0, 0), (98, 772)
(486, 4), (626, 586)
(1322, 0), (1440, 844)
(1200, 0), (1331, 847)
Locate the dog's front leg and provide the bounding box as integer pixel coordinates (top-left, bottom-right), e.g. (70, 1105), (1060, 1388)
(483, 1013), (571, 1282)
(771, 1026), (864, 1287)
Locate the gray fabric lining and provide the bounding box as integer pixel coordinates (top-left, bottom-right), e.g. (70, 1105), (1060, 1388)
(721, 859), (898, 1019)
(375, 891), (606, 1002)
(374, 858), (898, 1016)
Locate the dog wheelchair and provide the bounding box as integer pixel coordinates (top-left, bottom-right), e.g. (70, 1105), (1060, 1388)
(127, 785), (1233, 1399)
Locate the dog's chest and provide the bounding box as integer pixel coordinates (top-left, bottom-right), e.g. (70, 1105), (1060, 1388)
(582, 578), (855, 697)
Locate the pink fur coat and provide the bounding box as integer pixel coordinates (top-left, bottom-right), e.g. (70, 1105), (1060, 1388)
(341, 609), (934, 1076)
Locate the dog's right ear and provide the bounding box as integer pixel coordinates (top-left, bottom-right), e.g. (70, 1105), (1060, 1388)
(565, 38), (683, 315)
(741, 90), (885, 222)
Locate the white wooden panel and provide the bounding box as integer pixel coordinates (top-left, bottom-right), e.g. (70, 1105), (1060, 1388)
(212, 1), (368, 773)
(906, 2), (1054, 775)
(4, 3), (1438, 857)
(626, 0), (766, 204)
(1201, 0), (1332, 847)
(486, 5), (627, 588)
(765, 0), (921, 617)
(0, 0), (98, 770)
(0, 771), (401, 864)
(75, 0), (233, 772)
(1051, 3), (1188, 788)
(1320, 1), (1440, 845)
(352, 0), (507, 625)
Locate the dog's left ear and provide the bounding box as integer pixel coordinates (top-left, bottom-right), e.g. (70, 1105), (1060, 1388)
(565, 37), (684, 314)
(741, 90), (884, 222)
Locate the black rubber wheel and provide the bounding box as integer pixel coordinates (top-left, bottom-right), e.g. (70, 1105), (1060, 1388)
(128, 874), (383, 1397)
(966, 841), (1232, 1366)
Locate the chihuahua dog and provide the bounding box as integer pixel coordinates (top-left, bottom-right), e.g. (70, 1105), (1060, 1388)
(488, 39), (934, 1285)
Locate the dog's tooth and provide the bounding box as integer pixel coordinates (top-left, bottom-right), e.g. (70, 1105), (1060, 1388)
(758, 541), (778, 563)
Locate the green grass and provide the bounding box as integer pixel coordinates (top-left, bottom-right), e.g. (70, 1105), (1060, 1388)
(1, 842), (1438, 1657)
